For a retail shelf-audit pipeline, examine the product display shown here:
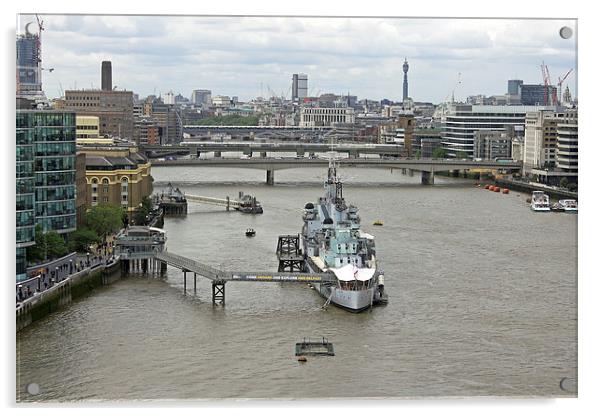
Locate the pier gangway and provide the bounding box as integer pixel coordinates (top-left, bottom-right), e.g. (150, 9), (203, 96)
(153, 251), (335, 305)
(184, 194), (241, 210)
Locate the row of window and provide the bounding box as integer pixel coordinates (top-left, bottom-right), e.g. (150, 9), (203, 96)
(36, 186), (75, 202)
(16, 112), (75, 128)
(34, 142), (76, 157)
(35, 200), (76, 218)
(35, 157), (75, 172)
(38, 215), (76, 233)
(35, 171), (76, 187)
(17, 127), (76, 142)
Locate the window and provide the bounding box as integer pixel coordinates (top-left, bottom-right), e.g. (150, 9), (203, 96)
(102, 178), (109, 193)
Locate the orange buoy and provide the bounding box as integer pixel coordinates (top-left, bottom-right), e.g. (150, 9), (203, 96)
(493, 186), (500, 192)
(489, 186), (495, 191)
(502, 188), (509, 194)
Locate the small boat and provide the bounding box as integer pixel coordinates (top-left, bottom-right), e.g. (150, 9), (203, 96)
(530, 191), (550, 212)
(484, 185), (490, 190)
(493, 186), (500, 193)
(551, 202), (564, 212)
(502, 188), (509, 194)
(373, 220), (384, 226)
(245, 228), (256, 237)
(559, 199), (578, 213)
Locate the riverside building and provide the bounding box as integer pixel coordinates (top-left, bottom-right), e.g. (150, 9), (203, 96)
(76, 141), (152, 213)
(16, 109), (77, 281)
(441, 104), (553, 158)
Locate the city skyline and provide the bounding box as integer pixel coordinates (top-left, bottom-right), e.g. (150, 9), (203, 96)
(19, 15), (577, 103)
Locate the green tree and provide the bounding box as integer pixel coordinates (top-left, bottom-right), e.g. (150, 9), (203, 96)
(133, 196), (153, 225)
(559, 177), (569, 188)
(432, 147), (446, 158)
(26, 225), (69, 263)
(68, 227), (100, 253)
(84, 204), (123, 239)
(414, 150), (421, 158)
(456, 151), (469, 159)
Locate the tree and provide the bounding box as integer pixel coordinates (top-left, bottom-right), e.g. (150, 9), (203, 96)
(133, 196), (153, 225)
(414, 150), (421, 158)
(26, 225), (69, 263)
(456, 151), (469, 159)
(84, 204), (123, 239)
(559, 177), (569, 189)
(68, 227), (100, 253)
(432, 147), (446, 159)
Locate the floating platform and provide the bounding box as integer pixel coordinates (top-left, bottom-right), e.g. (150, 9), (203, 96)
(295, 337), (335, 356)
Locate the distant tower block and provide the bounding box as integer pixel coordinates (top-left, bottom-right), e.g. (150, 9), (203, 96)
(402, 59), (409, 101)
(101, 61), (112, 91)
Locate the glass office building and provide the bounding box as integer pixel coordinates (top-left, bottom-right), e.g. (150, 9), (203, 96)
(16, 110), (77, 281)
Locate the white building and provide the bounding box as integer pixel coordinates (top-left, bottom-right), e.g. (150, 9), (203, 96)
(163, 90), (175, 105)
(212, 95), (231, 108)
(442, 104), (554, 158)
(300, 107), (355, 127)
(522, 110), (559, 170)
(556, 109), (578, 174)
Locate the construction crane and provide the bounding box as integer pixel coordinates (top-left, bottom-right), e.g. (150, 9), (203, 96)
(540, 62), (552, 105)
(557, 69), (573, 104)
(444, 72), (462, 104)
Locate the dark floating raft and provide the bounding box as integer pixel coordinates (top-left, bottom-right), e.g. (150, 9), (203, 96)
(295, 337), (335, 356)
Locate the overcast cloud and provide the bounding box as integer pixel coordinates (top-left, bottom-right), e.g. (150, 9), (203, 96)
(18, 15), (577, 103)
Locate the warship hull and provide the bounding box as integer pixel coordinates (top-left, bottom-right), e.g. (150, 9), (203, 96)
(307, 263), (374, 312)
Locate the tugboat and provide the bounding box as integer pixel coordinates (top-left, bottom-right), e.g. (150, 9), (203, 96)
(299, 152), (387, 312)
(245, 228), (256, 237)
(373, 220), (384, 226)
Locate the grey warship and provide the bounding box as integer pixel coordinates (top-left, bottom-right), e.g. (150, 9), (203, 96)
(300, 153), (387, 312)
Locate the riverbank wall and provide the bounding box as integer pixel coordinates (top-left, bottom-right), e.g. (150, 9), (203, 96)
(16, 260), (122, 332)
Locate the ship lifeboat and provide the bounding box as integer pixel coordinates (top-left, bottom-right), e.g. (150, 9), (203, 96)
(502, 188), (509, 194)
(493, 187), (500, 192)
(373, 220), (384, 226)
(489, 186), (496, 191)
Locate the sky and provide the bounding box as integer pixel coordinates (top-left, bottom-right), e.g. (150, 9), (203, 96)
(18, 14), (577, 103)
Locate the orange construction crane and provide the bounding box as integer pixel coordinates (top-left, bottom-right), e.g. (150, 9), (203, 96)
(540, 62), (552, 105)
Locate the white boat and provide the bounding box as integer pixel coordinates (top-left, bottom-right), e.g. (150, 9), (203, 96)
(559, 199), (578, 213)
(530, 191), (550, 212)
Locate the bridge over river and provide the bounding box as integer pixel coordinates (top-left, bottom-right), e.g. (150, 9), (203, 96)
(151, 157), (522, 185)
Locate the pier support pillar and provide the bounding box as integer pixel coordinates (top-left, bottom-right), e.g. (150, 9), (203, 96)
(212, 280), (226, 305)
(266, 169), (275, 186)
(214, 151), (221, 158)
(452, 170), (460, 177)
(260, 151), (267, 158)
(194, 273), (197, 293)
(407, 169), (414, 177)
(160, 261), (167, 276)
(421, 171), (435, 185)
(183, 270), (187, 293)
(463, 170), (468, 178)
(226, 196), (230, 211)
(142, 259), (148, 274)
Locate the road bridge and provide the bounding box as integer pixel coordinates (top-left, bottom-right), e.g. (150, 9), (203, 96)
(151, 157), (522, 185)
